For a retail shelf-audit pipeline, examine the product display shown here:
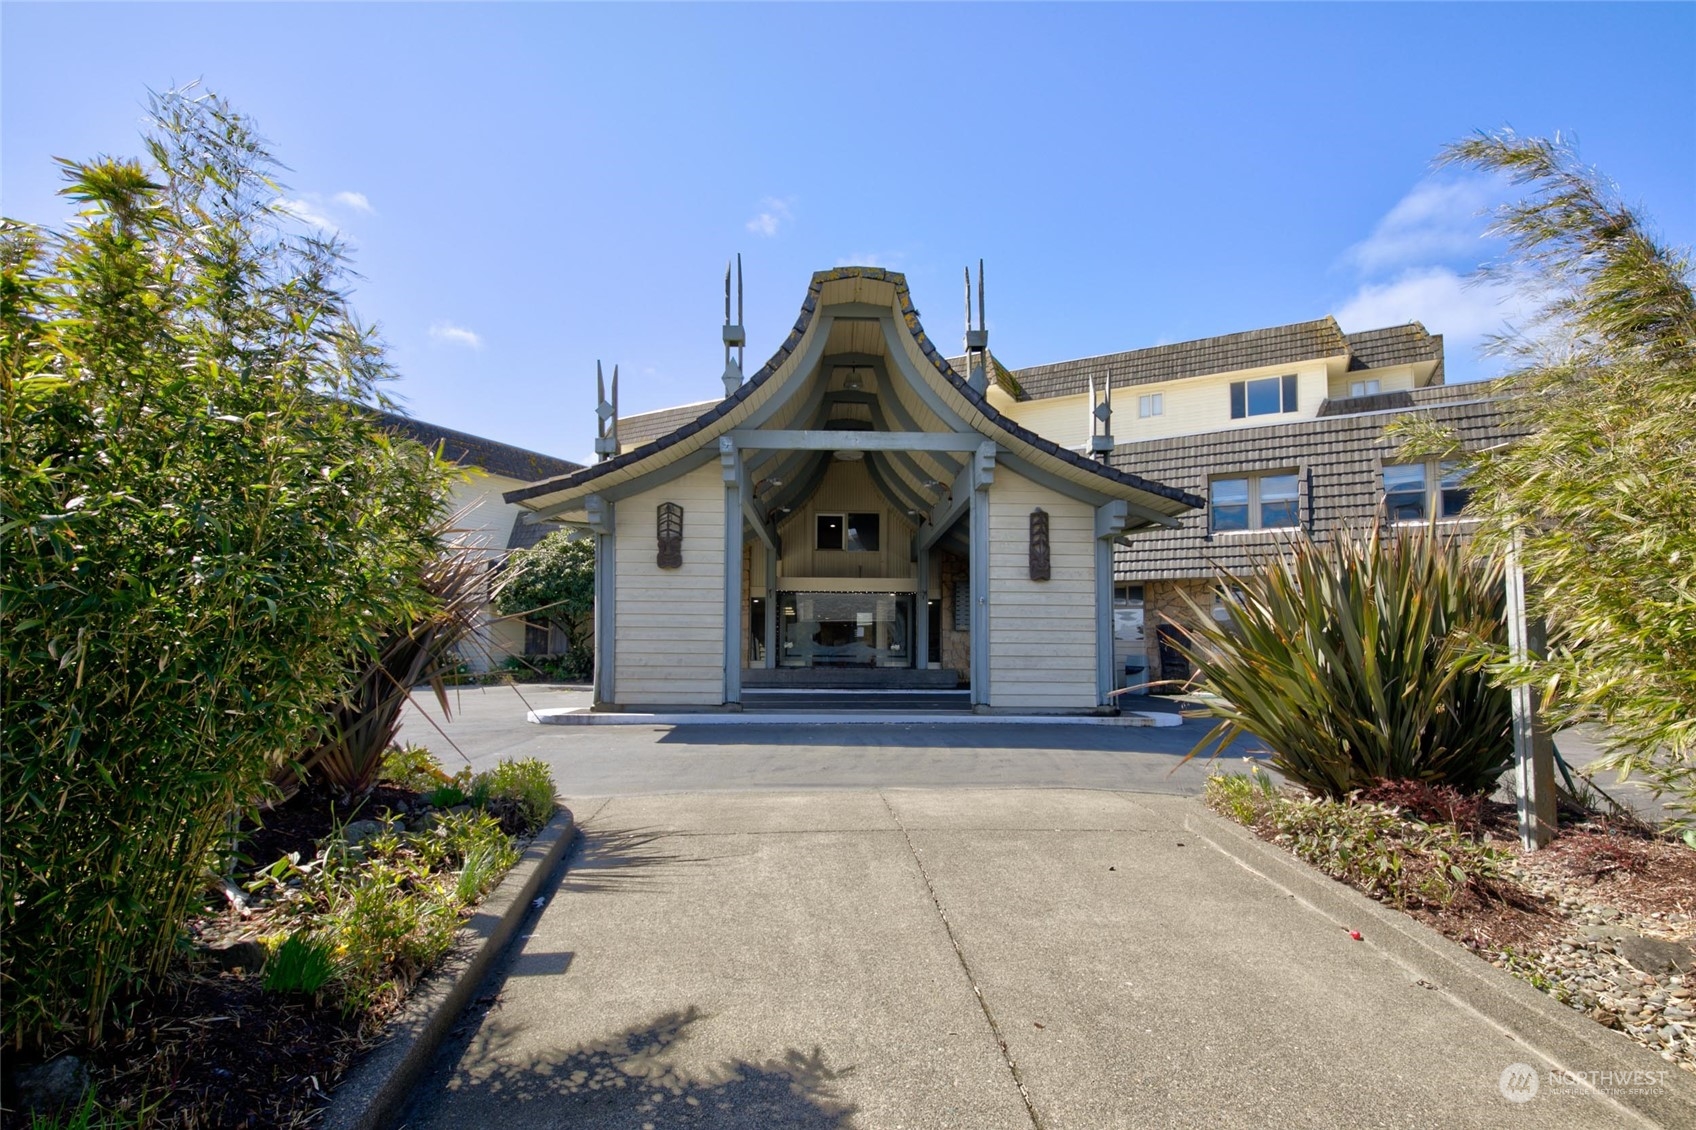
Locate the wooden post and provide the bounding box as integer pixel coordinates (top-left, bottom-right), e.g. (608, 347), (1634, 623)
(1505, 533), (1558, 849)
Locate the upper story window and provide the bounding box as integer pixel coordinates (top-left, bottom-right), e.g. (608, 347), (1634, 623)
(1230, 375), (1298, 419)
(816, 512), (881, 552)
(1383, 460), (1472, 522)
(1350, 378), (1381, 397)
(1210, 471), (1301, 533)
(1139, 393), (1163, 418)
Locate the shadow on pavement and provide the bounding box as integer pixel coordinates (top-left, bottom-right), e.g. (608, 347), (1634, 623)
(649, 722), (1232, 754)
(430, 1006), (856, 1128)
(558, 824), (711, 896)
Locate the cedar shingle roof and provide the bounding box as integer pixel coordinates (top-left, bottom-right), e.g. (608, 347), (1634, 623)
(986, 319), (1445, 402)
(1010, 318), (1351, 401)
(1344, 324), (1442, 371)
(616, 400), (721, 451)
(370, 410), (582, 482)
(1111, 386), (1523, 582)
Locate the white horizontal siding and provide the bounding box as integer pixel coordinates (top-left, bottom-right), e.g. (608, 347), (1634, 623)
(986, 471), (1098, 709)
(613, 464), (726, 705)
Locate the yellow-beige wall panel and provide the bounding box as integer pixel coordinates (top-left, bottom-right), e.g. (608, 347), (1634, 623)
(986, 470), (1098, 709)
(613, 463), (726, 705)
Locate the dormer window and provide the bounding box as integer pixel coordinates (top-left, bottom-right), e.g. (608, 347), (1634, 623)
(1230, 375), (1298, 419)
(1350, 378), (1381, 397)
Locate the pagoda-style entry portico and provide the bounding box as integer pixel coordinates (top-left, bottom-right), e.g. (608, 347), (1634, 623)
(505, 268), (1202, 712)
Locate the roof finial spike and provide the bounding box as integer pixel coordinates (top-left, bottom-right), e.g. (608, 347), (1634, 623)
(963, 261), (989, 395)
(978, 258), (986, 332)
(594, 360), (620, 462)
(721, 255), (747, 397)
(1090, 371), (1115, 460)
(963, 266), (972, 345)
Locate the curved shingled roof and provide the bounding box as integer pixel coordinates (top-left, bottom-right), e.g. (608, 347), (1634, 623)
(504, 267), (1204, 515)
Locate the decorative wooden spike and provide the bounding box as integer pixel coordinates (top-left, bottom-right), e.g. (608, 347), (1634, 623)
(724, 260), (732, 324)
(964, 266), (972, 339)
(978, 258), (986, 331)
(736, 253), (744, 370)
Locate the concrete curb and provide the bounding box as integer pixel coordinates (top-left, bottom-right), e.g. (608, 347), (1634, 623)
(319, 805), (577, 1130)
(1180, 800), (1696, 1127)
(528, 708), (1178, 727)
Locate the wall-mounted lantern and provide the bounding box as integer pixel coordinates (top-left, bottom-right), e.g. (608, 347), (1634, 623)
(657, 502), (684, 569)
(1029, 508), (1051, 581)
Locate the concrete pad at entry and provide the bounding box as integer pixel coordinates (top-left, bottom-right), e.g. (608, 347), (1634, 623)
(404, 790), (1652, 1129)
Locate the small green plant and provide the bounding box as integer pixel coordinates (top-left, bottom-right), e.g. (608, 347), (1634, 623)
(1268, 795), (1503, 910)
(263, 931), (336, 995)
(425, 784), (467, 808)
(381, 744), (453, 792)
(455, 841), (507, 903)
(1204, 767), (1279, 828)
(24, 1086), (152, 1130)
(470, 758), (556, 833)
(320, 861), (460, 1012)
(1207, 773), (1503, 910)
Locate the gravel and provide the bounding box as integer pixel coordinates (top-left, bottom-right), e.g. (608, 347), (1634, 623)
(1493, 862), (1695, 1074)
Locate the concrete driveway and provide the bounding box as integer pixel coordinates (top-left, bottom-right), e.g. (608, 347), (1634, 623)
(392, 687), (1688, 1128)
(399, 788), (1670, 1129)
(397, 685), (1241, 798)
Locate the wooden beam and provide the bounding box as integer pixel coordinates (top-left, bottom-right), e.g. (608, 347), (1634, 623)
(729, 429), (985, 453)
(917, 463), (974, 552)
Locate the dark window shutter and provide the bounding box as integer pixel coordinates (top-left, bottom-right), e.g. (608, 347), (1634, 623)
(1229, 381), (1246, 419)
(1281, 374), (1298, 412)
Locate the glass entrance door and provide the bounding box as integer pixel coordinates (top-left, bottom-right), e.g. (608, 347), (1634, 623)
(779, 592), (913, 669)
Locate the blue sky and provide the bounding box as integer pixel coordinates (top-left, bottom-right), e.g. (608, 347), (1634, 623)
(5, 3), (1693, 464)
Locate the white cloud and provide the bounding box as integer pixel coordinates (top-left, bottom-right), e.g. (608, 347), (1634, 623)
(1336, 266), (1536, 346)
(274, 196), (339, 231)
(272, 189), (373, 232)
(428, 321), (483, 349)
(746, 196), (794, 237)
(1342, 177), (1499, 274)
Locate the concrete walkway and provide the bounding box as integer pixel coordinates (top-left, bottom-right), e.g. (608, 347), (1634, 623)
(401, 789), (1662, 1129)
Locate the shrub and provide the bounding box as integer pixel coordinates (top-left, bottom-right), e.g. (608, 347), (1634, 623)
(1178, 524), (1513, 798)
(1207, 773), (1504, 910)
(319, 861), (459, 1013)
(470, 759), (557, 834)
(0, 88), (451, 1048)
(491, 532), (595, 679)
(304, 540), (484, 797)
(1267, 795), (1502, 910)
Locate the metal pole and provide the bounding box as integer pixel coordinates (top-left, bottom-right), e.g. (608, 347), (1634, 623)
(1505, 533), (1558, 849)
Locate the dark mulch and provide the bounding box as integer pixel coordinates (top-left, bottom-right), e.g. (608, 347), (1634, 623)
(240, 782), (422, 873)
(1520, 822), (1696, 920)
(89, 970), (366, 1129)
(2, 782), (434, 1129)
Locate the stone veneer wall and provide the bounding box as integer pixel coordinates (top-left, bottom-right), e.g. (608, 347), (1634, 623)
(939, 551), (970, 683)
(1141, 578), (1216, 691)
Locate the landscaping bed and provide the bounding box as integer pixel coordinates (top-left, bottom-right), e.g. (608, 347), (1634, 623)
(1206, 771), (1696, 1075)
(4, 752), (557, 1129)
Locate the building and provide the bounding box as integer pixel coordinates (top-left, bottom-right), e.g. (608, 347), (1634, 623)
(504, 266), (1516, 710)
(373, 411), (582, 671)
(967, 320), (1518, 690)
(505, 268), (1202, 711)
